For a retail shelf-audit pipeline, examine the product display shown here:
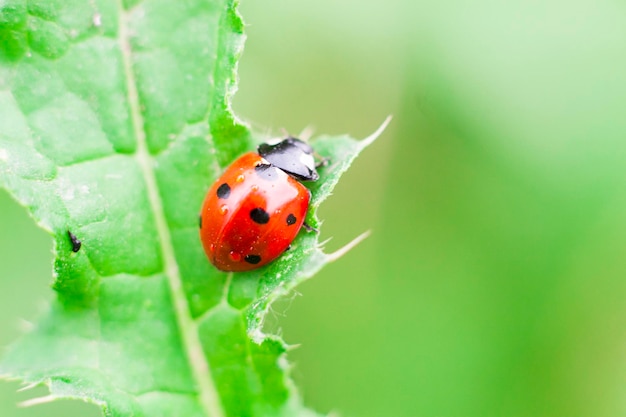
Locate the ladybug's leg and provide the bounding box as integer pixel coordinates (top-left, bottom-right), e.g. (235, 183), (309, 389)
(315, 155), (330, 169)
(302, 222), (319, 233)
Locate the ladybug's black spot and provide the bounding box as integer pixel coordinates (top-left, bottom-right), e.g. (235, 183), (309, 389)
(245, 254), (262, 264)
(250, 207), (270, 224)
(67, 230), (82, 253)
(217, 183), (231, 199)
(286, 213), (297, 226)
(254, 163), (279, 181)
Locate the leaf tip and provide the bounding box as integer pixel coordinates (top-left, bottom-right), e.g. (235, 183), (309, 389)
(16, 318), (34, 333)
(17, 382), (40, 393)
(361, 115), (393, 148)
(325, 230), (371, 262)
(18, 394), (57, 408)
(285, 343), (302, 352)
(317, 236), (333, 247)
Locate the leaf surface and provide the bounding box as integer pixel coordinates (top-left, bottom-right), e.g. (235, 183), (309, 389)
(0, 1), (386, 416)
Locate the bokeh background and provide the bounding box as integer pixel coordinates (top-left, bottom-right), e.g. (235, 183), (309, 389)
(2, 0), (626, 416)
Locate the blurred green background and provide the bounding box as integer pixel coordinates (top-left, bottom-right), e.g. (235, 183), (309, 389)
(2, 0), (626, 416)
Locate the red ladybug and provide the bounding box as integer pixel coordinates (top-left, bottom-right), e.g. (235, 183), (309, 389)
(199, 138), (320, 271)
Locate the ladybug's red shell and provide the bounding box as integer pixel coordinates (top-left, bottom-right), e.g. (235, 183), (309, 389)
(200, 152), (310, 272)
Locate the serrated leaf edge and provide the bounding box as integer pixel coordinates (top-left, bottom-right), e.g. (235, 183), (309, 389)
(249, 116), (392, 340)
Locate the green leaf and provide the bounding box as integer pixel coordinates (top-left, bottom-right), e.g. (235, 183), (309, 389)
(0, 1), (388, 416)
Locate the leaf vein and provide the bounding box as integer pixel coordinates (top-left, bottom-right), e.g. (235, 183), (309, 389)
(116, 3), (224, 417)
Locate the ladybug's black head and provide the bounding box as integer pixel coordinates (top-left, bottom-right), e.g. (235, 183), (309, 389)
(258, 137), (319, 181)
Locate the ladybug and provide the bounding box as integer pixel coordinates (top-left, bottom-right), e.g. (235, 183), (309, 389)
(199, 137), (320, 271)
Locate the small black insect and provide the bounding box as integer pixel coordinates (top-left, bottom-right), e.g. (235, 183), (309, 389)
(67, 230), (82, 253)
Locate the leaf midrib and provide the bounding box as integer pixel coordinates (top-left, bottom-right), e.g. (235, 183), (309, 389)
(116, 3), (224, 416)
